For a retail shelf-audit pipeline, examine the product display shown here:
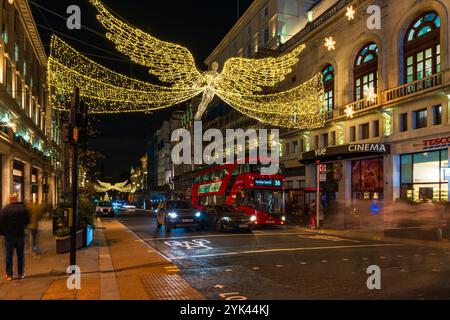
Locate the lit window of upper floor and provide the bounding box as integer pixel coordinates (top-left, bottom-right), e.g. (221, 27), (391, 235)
(354, 43), (379, 101)
(404, 11), (441, 83)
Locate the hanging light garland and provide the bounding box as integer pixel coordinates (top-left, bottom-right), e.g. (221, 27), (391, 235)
(95, 180), (132, 193)
(48, 0), (326, 129)
(48, 36), (203, 113)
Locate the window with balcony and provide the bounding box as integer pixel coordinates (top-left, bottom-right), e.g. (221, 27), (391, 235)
(354, 43), (378, 101)
(432, 105), (442, 126)
(373, 120), (380, 138)
(322, 65), (334, 114)
(330, 131), (336, 146)
(359, 123), (370, 140)
(350, 126), (356, 142)
(293, 141), (298, 154)
(404, 12), (440, 83)
(322, 133), (329, 147)
(400, 113), (408, 132)
(413, 108), (427, 129)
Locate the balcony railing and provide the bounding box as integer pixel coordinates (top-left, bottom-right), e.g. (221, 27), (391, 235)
(385, 71), (444, 103)
(326, 70), (450, 121)
(336, 96), (380, 118)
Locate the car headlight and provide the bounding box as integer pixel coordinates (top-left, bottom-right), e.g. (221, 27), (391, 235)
(250, 215), (257, 222)
(222, 217), (231, 222)
(281, 216), (286, 222)
(195, 212), (202, 218)
(168, 212), (178, 219)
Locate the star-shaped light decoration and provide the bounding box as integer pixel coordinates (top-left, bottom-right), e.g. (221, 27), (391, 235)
(346, 6), (355, 21)
(344, 105), (355, 118)
(364, 86), (377, 103)
(324, 37), (336, 51)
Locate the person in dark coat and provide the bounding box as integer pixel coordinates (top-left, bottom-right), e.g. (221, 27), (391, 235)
(0, 195), (30, 281)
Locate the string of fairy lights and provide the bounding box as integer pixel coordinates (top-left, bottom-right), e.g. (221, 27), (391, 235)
(47, 0), (326, 129)
(95, 180), (131, 193)
(48, 36), (203, 113)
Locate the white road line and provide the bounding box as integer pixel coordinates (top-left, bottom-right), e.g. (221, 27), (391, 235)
(119, 221), (174, 262)
(142, 232), (313, 241)
(169, 244), (407, 261)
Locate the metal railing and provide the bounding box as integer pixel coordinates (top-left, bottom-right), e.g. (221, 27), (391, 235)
(385, 71), (445, 103)
(325, 70), (450, 121)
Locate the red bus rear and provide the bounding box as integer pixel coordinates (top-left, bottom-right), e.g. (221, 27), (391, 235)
(192, 161), (286, 226)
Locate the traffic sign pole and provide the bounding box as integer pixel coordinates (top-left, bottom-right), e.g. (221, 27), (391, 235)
(316, 161), (320, 229)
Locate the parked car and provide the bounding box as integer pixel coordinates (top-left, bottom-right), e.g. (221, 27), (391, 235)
(96, 201), (115, 217)
(203, 205), (256, 233)
(156, 200), (203, 232)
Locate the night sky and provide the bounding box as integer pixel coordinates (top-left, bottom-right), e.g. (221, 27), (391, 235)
(31, 0), (253, 179)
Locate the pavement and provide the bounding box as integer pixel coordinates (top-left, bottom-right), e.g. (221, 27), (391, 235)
(0, 216), (204, 300)
(119, 210), (450, 300)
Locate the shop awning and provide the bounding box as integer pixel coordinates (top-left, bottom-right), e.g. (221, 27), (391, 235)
(300, 143), (391, 164)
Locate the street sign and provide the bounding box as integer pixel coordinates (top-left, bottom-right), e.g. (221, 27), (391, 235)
(320, 173), (327, 182)
(319, 164), (327, 174)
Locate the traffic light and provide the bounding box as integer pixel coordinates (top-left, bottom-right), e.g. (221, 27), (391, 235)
(69, 88), (80, 146)
(69, 87), (88, 147)
(77, 100), (88, 149)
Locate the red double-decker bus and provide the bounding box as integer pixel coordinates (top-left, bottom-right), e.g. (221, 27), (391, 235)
(192, 160), (286, 226)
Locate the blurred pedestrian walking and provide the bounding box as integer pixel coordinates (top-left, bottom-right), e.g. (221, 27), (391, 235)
(0, 195), (30, 281)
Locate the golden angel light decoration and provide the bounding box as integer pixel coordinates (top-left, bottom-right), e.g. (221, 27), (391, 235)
(94, 180), (132, 193)
(48, 0), (325, 130)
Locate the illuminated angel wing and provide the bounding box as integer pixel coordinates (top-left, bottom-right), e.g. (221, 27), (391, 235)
(97, 180), (113, 189)
(91, 0), (203, 88)
(215, 73), (325, 130)
(217, 45), (305, 94)
(48, 36), (203, 114)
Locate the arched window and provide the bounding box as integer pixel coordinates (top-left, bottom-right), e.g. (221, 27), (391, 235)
(354, 43), (379, 101)
(404, 11), (441, 83)
(322, 65), (334, 113)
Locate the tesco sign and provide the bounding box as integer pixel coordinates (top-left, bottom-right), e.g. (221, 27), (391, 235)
(423, 136), (450, 149)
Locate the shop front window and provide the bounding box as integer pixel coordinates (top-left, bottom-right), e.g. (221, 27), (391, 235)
(401, 149), (448, 202)
(13, 161), (25, 203)
(352, 157), (384, 200)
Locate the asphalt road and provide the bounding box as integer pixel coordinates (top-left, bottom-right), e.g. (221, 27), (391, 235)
(114, 209), (450, 300)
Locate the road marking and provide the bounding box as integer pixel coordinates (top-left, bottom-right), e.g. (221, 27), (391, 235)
(145, 232), (313, 241)
(276, 265), (284, 268)
(164, 266), (180, 273)
(380, 256), (387, 259)
(321, 260), (328, 263)
(225, 269), (233, 272)
(119, 221), (174, 262)
(164, 239), (213, 250)
(342, 258), (349, 262)
(297, 234), (360, 243)
(252, 267), (260, 270)
(301, 262), (307, 265)
(214, 285), (225, 289)
(168, 244), (407, 261)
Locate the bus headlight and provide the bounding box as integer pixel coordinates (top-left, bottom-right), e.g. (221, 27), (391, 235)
(168, 212), (178, 219)
(250, 215), (257, 222)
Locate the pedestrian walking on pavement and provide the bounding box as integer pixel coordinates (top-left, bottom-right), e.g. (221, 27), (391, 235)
(28, 203), (44, 257)
(0, 195), (30, 281)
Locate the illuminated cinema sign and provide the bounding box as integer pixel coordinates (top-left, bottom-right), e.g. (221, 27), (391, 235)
(301, 143), (390, 164)
(198, 182), (222, 194)
(254, 179), (283, 187)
